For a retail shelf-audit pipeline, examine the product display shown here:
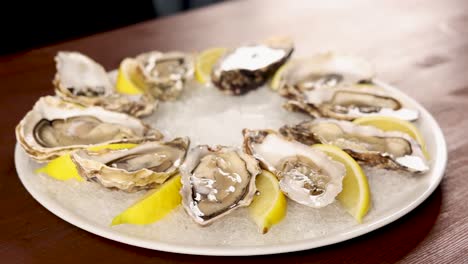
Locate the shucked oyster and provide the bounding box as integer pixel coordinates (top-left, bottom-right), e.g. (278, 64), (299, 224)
(276, 52), (375, 91)
(54, 51), (156, 117)
(180, 145), (261, 225)
(212, 37), (294, 95)
(71, 137), (189, 192)
(135, 51), (194, 101)
(280, 119), (429, 173)
(243, 129), (345, 208)
(16, 96), (163, 162)
(277, 53), (418, 121)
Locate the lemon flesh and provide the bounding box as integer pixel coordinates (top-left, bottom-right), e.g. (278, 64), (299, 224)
(111, 175), (182, 226)
(269, 63), (289, 90)
(35, 143), (137, 181)
(195, 47), (227, 84)
(312, 144), (371, 223)
(248, 170), (287, 234)
(35, 154), (83, 181)
(116, 58), (148, 95)
(353, 116), (429, 158)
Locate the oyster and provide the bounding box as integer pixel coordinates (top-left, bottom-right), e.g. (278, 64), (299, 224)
(135, 51), (194, 101)
(280, 84), (419, 121)
(243, 129), (345, 208)
(212, 37), (294, 95)
(180, 145), (261, 225)
(16, 96), (163, 162)
(54, 51), (156, 117)
(71, 137), (189, 192)
(277, 53), (418, 121)
(276, 52), (375, 90)
(279, 119), (429, 172)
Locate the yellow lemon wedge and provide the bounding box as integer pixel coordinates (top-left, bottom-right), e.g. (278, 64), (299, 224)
(312, 144), (371, 223)
(116, 58), (148, 95)
(111, 175), (182, 226)
(35, 153), (83, 181)
(248, 170), (287, 234)
(195, 47), (227, 84)
(35, 143), (138, 181)
(353, 116), (429, 158)
(269, 63), (289, 90)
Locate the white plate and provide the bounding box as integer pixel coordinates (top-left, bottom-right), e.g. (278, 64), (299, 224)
(15, 80), (447, 256)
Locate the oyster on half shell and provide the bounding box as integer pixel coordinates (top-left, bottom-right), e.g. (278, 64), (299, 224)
(180, 145), (261, 225)
(277, 53), (418, 121)
(243, 129), (345, 208)
(71, 137), (189, 192)
(276, 52), (375, 91)
(16, 96), (163, 162)
(54, 51), (156, 117)
(212, 37), (294, 95)
(279, 119), (429, 173)
(135, 51), (194, 101)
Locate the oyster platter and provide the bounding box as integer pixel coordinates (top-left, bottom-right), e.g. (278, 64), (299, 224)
(14, 37), (447, 256)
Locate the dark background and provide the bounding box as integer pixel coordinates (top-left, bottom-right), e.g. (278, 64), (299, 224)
(1, 0), (225, 55)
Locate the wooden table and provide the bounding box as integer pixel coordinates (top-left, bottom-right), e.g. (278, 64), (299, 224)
(1, 0), (467, 262)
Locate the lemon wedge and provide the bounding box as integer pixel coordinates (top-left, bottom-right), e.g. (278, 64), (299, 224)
(111, 175), (182, 226)
(353, 116), (429, 158)
(269, 63), (289, 90)
(116, 58), (148, 95)
(312, 144), (371, 223)
(35, 153), (83, 181)
(35, 143), (137, 181)
(195, 47), (227, 84)
(248, 170), (287, 234)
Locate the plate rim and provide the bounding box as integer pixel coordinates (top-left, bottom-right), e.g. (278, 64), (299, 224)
(15, 80), (447, 256)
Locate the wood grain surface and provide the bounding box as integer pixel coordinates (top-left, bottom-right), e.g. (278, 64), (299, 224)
(1, 0), (467, 263)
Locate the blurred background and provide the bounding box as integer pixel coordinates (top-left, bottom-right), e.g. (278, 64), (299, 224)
(1, 0), (226, 55)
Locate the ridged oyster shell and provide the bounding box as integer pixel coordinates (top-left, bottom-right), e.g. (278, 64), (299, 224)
(276, 52), (375, 90)
(15, 96), (163, 162)
(277, 52), (418, 121)
(54, 51), (156, 117)
(212, 37), (294, 95)
(180, 145), (261, 225)
(71, 137), (189, 192)
(135, 51), (194, 101)
(243, 129), (345, 208)
(280, 119), (429, 173)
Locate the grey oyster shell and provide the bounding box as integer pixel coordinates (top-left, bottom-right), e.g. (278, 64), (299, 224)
(211, 37), (294, 95)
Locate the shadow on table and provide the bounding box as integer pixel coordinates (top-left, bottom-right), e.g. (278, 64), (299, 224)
(113, 185), (443, 263)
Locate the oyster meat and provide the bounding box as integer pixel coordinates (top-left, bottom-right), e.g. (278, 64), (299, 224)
(54, 51), (156, 117)
(243, 129), (345, 208)
(277, 53), (418, 121)
(180, 145), (261, 225)
(16, 96), (163, 162)
(71, 137), (189, 192)
(135, 51), (194, 101)
(280, 119), (429, 172)
(212, 37), (294, 95)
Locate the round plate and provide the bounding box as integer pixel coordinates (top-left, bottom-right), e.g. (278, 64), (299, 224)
(15, 80), (447, 256)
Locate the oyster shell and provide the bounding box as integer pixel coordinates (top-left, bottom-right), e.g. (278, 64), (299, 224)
(279, 119), (429, 173)
(243, 129), (345, 208)
(212, 37), (294, 95)
(71, 137), (189, 192)
(16, 96), (163, 162)
(276, 52), (375, 90)
(277, 53), (418, 121)
(280, 84), (419, 121)
(180, 145), (261, 225)
(135, 51), (194, 101)
(54, 51), (156, 117)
